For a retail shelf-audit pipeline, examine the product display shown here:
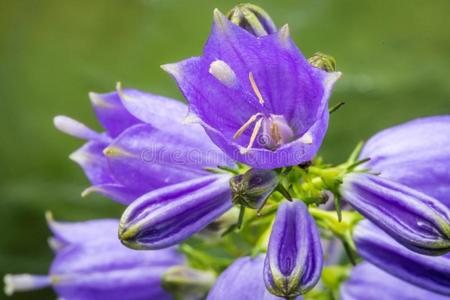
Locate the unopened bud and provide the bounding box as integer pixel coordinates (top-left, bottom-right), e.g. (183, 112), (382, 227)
(227, 4), (277, 37)
(230, 169), (279, 210)
(308, 52), (336, 72)
(162, 266), (216, 300)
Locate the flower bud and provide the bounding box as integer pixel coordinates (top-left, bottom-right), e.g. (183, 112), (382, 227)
(308, 52), (336, 72)
(162, 266), (216, 300)
(341, 262), (449, 300)
(341, 173), (450, 255)
(227, 4), (277, 36)
(230, 169), (279, 210)
(264, 200), (323, 297)
(207, 255), (302, 300)
(119, 174), (232, 250)
(353, 220), (450, 295)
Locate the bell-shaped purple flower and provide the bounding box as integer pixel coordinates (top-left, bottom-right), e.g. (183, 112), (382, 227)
(341, 173), (450, 255)
(207, 255), (302, 300)
(360, 115), (450, 208)
(54, 86), (232, 204)
(4, 217), (184, 300)
(264, 200), (323, 297)
(119, 174), (233, 250)
(341, 262), (449, 300)
(163, 10), (341, 169)
(353, 220), (450, 295)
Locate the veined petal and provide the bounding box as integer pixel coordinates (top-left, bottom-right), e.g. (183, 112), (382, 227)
(105, 123), (233, 192)
(70, 140), (144, 203)
(264, 201), (322, 297)
(89, 91), (140, 138)
(353, 221), (450, 295)
(119, 174), (233, 249)
(46, 215), (120, 248)
(207, 255), (302, 300)
(360, 115), (450, 207)
(164, 11), (339, 168)
(341, 173), (450, 255)
(341, 262), (450, 300)
(116, 87), (188, 130)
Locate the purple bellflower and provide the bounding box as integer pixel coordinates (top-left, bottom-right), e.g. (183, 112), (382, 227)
(264, 201), (323, 297)
(54, 86), (232, 205)
(340, 173), (450, 255)
(163, 10), (341, 169)
(353, 220), (450, 295)
(360, 115), (450, 208)
(341, 262), (450, 300)
(207, 255), (302, 300)
(119, 174), (233, 250)
(4, 216), (184, 300)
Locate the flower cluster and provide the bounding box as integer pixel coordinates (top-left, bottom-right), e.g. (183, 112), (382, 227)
(5, 3), (450, 300)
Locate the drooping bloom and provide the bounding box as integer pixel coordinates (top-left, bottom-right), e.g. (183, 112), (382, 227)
(207, 255), (302, 300)
(359, 115), (450, 207)
(340, 173), (450, 255)
(54, 86), (233, 204)
(341, 262), (450, 300)
(4, 217), (184, 300)
(119, 174), (233, 249)
(264, 201), (323, 297)
(353, 220), (450, 295)
(164, 10), (341, 169)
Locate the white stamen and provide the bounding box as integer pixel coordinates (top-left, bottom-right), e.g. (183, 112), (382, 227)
(209, 60), (237, 87)
(248, 72), (264, 105)
(233, 113), (262, 140)
(4, 274), (50, 296)
(242, 118), (263, 154)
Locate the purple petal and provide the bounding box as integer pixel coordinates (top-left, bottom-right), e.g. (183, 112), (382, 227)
(353, 220), (450, 295)
(341, 173), (450, 255)
(119, 174), (233, 249)
(207, 255), (302, 300)
(51, 239), (183, 300)
(104, 123), (232, 192)
(46, 215), (120, 248)
(360, 115), (450, 207)
(264, 200), (322, 297)
(70, 140), (143, 204)
(89, 91), (140, 138)
(164, 11), (340, 168)
(54, 115), (107, 142)
(341, 262), (450, 300)
(117, 87), (188, 129)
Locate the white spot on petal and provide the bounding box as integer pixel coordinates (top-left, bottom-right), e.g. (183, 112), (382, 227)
(209, 60), (237, 88)
(299, 132), (313, 144)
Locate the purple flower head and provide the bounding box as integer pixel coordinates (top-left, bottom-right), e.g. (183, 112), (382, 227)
(163, 10), (341, 169)
(4, 218), (184, 300)
(341, 262), (450, 300)
(353, 220), (450, 295)
(341, 173), (450, 255)
(119, 174), (233, 250)
(264, 200), (323, 297)
(207, 255), (302, 300)
(360, 115), (450, 208)
(54, 86), (232, 204)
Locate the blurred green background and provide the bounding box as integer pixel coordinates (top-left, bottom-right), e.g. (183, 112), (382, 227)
(0, 0), (449, 298)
